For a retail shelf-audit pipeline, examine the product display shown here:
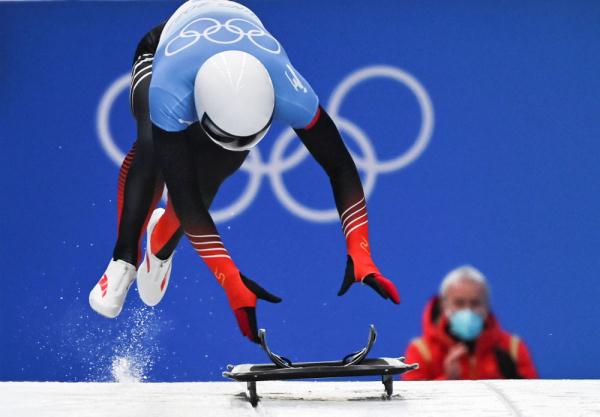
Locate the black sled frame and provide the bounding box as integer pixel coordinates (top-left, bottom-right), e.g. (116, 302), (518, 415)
(222, 325), (418, 407)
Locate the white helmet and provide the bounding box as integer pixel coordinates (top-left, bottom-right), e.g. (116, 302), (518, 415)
(194, 50), (275, 151)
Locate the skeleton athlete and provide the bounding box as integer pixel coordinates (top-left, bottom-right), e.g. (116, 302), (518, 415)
(90, 0), (400, 343)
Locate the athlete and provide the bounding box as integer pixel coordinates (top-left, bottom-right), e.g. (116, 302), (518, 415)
(90, 0), (400, 343)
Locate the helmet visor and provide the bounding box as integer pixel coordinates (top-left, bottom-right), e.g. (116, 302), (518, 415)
(201, 113), (272, 152)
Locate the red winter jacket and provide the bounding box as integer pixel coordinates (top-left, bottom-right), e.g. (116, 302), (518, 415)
(403, 297), (538, 380)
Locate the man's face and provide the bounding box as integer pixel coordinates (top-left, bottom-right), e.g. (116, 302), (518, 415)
(441, 278), (488, 318)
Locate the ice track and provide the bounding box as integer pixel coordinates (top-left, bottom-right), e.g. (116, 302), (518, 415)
(1, 380), (599, 417)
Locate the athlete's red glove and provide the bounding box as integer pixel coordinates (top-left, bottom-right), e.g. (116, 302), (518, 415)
(231, 274), (282, 343)
(337, 255), (400, 304)
(200, 245), (281, 343)
(184, 229), (281, 343)
(337, 197), (400, 304)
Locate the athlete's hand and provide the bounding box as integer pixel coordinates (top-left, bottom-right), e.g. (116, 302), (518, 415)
(337, 256), (400, 304)
(232, 274), (282, 343)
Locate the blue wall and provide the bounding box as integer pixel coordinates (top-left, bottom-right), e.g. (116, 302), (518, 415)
(1, 0), (599, 381)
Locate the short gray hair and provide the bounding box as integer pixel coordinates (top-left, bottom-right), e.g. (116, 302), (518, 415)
(439, 265), (489, 299)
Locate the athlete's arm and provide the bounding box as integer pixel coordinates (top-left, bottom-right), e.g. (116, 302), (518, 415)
(294, 106), (400, 304)
(152, 125), (281, 342)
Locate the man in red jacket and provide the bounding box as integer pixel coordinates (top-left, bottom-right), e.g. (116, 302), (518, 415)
(403, 266), (537, 380)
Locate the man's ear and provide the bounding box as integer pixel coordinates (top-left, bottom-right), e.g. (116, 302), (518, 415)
(481, 296), (491, 318)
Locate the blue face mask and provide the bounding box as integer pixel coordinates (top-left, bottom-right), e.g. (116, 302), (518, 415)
(448, 309), (484, 341)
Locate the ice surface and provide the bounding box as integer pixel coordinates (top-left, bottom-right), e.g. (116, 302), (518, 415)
(1, 380), (599, 417)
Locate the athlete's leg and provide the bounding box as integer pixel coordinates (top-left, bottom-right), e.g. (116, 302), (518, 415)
(112, 56), (164, 266)
(135, 144), (221, 307)
(90, 26), (167, 318)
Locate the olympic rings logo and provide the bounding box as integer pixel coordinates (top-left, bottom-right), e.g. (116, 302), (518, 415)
(165, 18), (281, 56)
(96, 65), (434, 223)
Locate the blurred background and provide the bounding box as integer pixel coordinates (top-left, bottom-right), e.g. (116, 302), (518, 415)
(0, 0), (599, 382)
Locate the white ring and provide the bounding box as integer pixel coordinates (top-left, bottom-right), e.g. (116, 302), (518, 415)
(328, 65), (434, 173)
(97, 73), (130, 166)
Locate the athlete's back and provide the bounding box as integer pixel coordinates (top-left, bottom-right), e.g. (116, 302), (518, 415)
(150, 0), (319, 132)
(159, 0), (265, 44)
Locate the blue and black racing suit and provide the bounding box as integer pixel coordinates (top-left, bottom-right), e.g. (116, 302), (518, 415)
(113, 0), (399, 343)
